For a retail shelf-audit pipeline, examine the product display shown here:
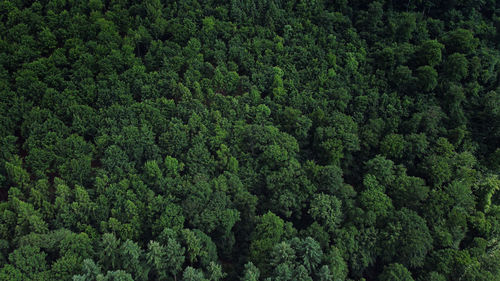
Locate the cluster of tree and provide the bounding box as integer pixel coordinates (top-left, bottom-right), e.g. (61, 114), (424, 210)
(0, 0), (499, 280)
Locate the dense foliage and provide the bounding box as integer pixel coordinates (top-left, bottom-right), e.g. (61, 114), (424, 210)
(1, 0), (500, 280)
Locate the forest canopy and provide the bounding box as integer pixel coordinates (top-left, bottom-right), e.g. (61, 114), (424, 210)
(0, 0), (500, 280)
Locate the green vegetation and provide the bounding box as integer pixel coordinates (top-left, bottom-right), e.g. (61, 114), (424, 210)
(0, 0), (499, 280)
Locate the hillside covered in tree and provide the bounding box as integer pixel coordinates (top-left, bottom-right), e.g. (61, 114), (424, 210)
(1, 0), (500, 280)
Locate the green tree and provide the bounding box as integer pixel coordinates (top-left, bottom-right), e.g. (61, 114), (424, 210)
(308, 193), (342, 232)
(165, 238), (186, 279)
(444, 53), (468, 81)
(119, 240), (148, 281)
(249, 212), (291, 274)
(146, 241), (169, 281)
(380, 133), (405, 159)
(72, 259), (102, 281)
(359, 175), (393, 219)
(381, 209), (433, 268)
(416, 65), (438, 92)
(416, 40), (444, 66)
(442, 29), (478, 54)
(378, 263), (414, 281)
(182, 267), (208, 281)
(242, 262), (260, 281)
(99, 233), (120, 271)
(51, 254), (81, 280)
(8, 245), (48, 280)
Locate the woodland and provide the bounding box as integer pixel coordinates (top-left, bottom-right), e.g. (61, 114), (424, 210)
(0, 0), (500, 280)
